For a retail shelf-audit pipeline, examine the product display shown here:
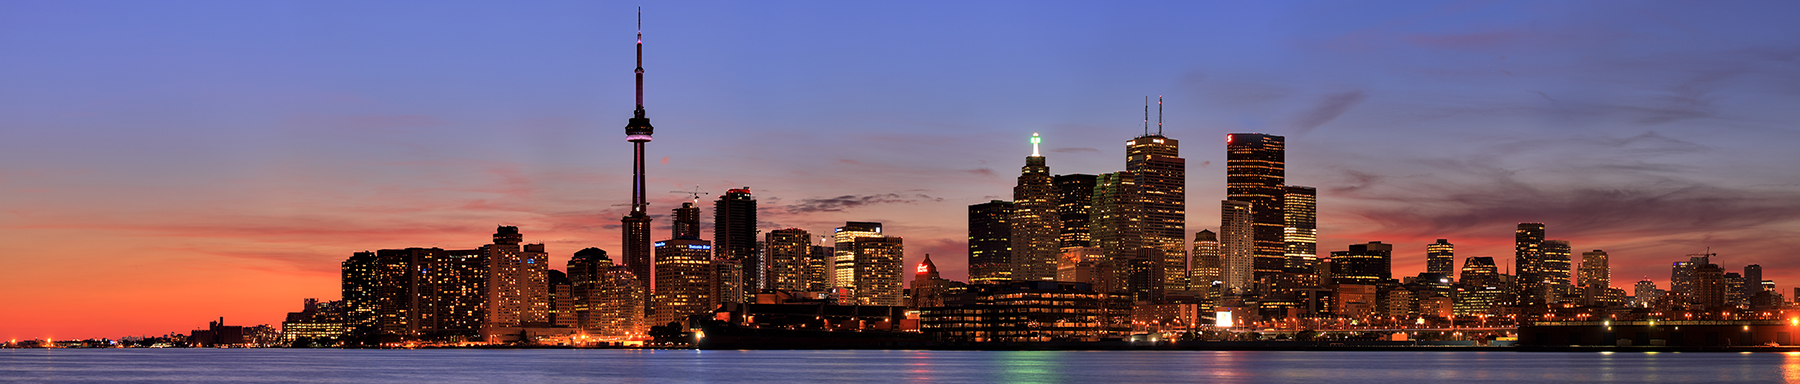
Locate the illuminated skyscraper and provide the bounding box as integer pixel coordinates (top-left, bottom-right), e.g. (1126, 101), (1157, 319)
(1283, 186), (1317, 270)
(1459, 256), (1500, 288)
(1578, 249), (1610, 289)
(808, 243), (833, 292)
(1011, 133), (1059, 281)
(1220, 200), (1254, 295)
(1513, 223), (1546, 305)
(714, 188), (757, 299)
(568, 247), (643, 337)
(653, 238), (712, 327)
(764, 228), (811, 292)
(1330, 241), (1392, 286)
(1127, 129), (1185, 291)
(1426, 239), (1455, 277)
(673, 202), (700, 239)
(620, 10), (657, 315)
(482, 226), (549, 332)
(1053, 174), (1097, 248)
(1541, 239), (1572, 300)
(967, 201), (1013, 284)
(1190, 229), (1221, 296)
(833, 222), (903, 306)
(1225, 133), (1285, 287)
(342, 252), (378, 341)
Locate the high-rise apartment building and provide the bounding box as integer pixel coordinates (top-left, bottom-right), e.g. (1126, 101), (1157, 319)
(967, 201), (1013, 284)
(567, 247), (643, 337)
(1578, 250), (1610, 289)
(1283, 186), (1317, 270)
(1053, 174), (1097, 248)
(1190, 229), (1222, 295)
(342, 252), (378, 340)
(1514, 223), (1546, 305)
(1330, 241), (1393, 286)
(764, 228), (811, 292)
(714, 188), (757, 298)
(1426, 239), (1455, 277)
(483, 226), (549, 331)
(1225, 133), (1285, 287)
(1220, 201), (1255, 295)
(1011, 133), (1059, 282)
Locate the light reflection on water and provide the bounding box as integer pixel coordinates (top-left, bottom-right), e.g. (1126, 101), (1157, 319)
(4, 349), (1799, 383)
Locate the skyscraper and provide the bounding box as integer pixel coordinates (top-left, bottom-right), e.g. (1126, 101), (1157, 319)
(483, 226), (549, 331)
(1220, 200), (1254, 295)
(1745, 264), (1764, 291)
(967, 201), (1013, 284)
(714, 187), (757, 299)
(1283, 186), (1317, 269)
(1225, 133), (1285, 288)
(1011, 133), (1059, 281)
(1128, 124), (1186, 290)
(764, 228), (811, 292)
(1190, 229), (1222, 295)
(568, 247), (643, 337)
(1053, 174), (1097, 248)
(1694, 263), (1726, 308)
(808, 242), (833, 292)
(1330, 241), (1393, 286)
(342, 252), (378, 341)
(653, 238), (712, 327)
(620, 10), (657, 315)
(1513, 223), (1546, 305)
(672, 202), (700, 239)
(1426, 239), (1455, 277)
(1578, 249), (1610, 289)
(1091, 172), (1142, 293)
(833, 222), (884, 290)
(1541, 239), (1572, 301)
(835, 222), (904, 306)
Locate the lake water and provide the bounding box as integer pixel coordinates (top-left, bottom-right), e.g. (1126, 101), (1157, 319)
(5, 349), (1799, 383)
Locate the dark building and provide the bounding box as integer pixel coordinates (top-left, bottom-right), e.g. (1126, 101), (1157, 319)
(190, 317), (246, 347)
(968, 200), (1014, 284)
(1053, 174), (1097, 248)
(342, 251), (378, 341)
(1092, 171), (1143, 293)
(1514, 223), (1546, 305)
(620, 11), (658, 316)
(1225, 133), (1285, 289)
(547, 270), (574, 328)
(1746, 264), (1764, 291)
(715, 187), (757, 299)
(920, 281), (1107, 342)
(1330, 241), (1393, 285)
(1460, 256), (1501, 288)
(1694, 263), (1726, 308)
(1426, 239), (1454, 277)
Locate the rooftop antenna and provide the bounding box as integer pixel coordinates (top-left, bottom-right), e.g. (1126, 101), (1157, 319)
(1143, 96), (1149, 136)
(1157, 95), (1164, 135)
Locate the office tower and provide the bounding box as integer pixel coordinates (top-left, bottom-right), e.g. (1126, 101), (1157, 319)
(620, 12), (657, 315)
(1220, 200), (1255, 295)
(833, 221), (885, 290)
(967, 201), (1014, 284)
(1012, 133), (1060, 281)
(1226, 133), (1285, 287)
(1330, 241), (1393, 285)
(342, 252), (378, 341)
(1190, 230), (1221, 295)
(653, 238), (713, 326)
(1633, 279), (1660, 307)
(1283, 186), (1318, 269)
(1693, 263), (1726, 308)
(1459, 256), (1500, 288)
(1726, 272), (1746, 307)
(844, 235), (905, 306)
(1426, 239), (1454, 277)
(764, 228), (811, 292)
(1746, 264), (1763, 290)
(1541, 240), (1572, 300)
(1127, 115), (1186, 288)
(547, 270), (574, 329)
(714, 188), (757, 298)
(1126, 248), (1167, 301)
(1672, 253), (1712, 294)
(1513, 223), (1546, 305)
(483, 226), (549, 330)
(1578, 250), (1610, 289)
(911, 254), (948, 308)
(808, 244), (833, 292)
(1054, 174), (1097, 248)
(1091, 171), (1142, 292)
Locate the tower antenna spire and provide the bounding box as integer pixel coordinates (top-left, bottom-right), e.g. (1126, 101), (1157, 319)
(1157, 95), (1164, 135)
(635, 7), (644, 112)
(1030, 132), (1041, 157)
(1143, 96), (1149, 136)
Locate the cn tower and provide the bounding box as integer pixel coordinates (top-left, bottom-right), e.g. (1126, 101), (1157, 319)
(621, 8), (655, 313)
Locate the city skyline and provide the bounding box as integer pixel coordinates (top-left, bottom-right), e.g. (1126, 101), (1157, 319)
(5, 1), (1800, 339)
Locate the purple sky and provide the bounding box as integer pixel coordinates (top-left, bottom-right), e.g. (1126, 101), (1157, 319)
(4, 0), (1800, 338)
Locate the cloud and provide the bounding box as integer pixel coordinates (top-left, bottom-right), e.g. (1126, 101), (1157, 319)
(1289, 90), (1367, 135)
(963, 168), (996, 177)
(785, 193), (944, 214)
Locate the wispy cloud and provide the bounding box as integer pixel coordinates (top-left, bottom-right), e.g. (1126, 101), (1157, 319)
(785, 193), (945, 214)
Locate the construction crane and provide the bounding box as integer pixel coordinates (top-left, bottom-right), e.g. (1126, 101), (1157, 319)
(670, 185), (707, 203)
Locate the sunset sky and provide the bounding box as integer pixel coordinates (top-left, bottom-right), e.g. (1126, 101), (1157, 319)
(5, 1), (1800, 339)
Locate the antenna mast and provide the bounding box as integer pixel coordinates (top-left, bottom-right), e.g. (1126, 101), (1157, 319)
(1143, 96), (1149, 136)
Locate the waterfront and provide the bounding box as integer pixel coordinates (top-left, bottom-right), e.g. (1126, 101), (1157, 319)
(5, 349), (1799, 383)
